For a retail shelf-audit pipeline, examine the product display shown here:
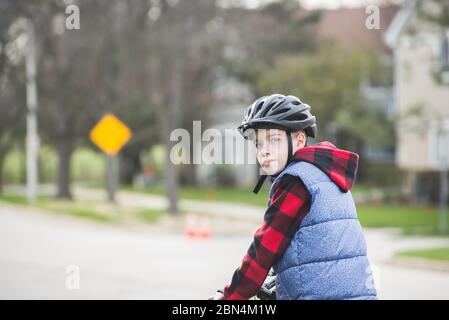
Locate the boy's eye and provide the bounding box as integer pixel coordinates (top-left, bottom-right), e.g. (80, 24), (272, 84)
(270, 137), (280, 144)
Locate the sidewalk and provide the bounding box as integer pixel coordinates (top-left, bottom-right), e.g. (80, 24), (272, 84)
(74, 186), (266, 222)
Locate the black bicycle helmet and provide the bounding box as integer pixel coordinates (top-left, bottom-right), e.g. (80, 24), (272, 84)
(238, 94), (317, 193)
(238, 94), (316, 138)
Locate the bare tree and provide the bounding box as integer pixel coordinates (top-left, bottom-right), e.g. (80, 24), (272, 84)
(0, 1), (31, 192)
(133, 0), (225, 214)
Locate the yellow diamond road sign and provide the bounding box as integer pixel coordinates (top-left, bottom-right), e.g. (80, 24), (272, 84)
(90, 113), (132, 155)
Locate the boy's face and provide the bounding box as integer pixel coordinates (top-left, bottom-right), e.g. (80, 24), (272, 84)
(254, 128), (289, 176)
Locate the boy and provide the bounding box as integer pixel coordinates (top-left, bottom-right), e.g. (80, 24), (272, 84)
(213, 94), (377, 300)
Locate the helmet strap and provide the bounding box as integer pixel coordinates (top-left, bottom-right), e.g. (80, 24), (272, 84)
(287, 132), (294, 164)
(253, 175), (267, 194)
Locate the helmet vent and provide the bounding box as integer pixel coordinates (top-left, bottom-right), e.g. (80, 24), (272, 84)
(285, 112), (308, 121)
(269, 108), (286, 116)
(254, 101), (265, 116)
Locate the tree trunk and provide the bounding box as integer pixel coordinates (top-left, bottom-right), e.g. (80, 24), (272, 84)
(0, 152), (4, 194)
(164, 139), (179, 215)
(180, 163), (197, 186)
(20, 146), (26, 184)
(161, 103), (179, 215)
(156, 57), (184, 215)
(56, 141), (74, 199)
(0, 146), (11, 194)
(119, 152), (141, 185)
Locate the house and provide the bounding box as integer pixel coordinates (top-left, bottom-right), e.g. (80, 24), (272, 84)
(314, 5), (399, 165)
(384, 0), (449, 200)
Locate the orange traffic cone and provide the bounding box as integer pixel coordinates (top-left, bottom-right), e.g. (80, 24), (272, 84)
(184, 214), (212, 240)
(184, 214), (198, 239)
(198, 216), (212, 239)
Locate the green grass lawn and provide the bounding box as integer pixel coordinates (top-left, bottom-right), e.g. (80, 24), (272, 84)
(0, 194), (112, 222)
(0, 194), (164, 223)
(122, 185), (272, 207)
(356, 205), (447, 236)
(397, 247), (449, 262)
(0, 194), (31, 205)
(136, 208), (166, 223)
(357, 205), (439, 229)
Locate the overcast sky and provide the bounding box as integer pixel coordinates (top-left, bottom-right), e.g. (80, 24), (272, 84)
(301, 0), (403, 9)
(242, 0), (403, 9)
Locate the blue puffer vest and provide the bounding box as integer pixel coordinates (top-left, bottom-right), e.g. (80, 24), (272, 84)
(268, 161), (377, 300)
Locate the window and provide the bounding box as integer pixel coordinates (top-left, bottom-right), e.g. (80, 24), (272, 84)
(437, 30), (449, 85)
(440, 30), (449, 71)
(428, 119), (449, 170)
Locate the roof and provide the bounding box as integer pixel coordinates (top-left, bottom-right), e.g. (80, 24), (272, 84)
(312, 5), (400, 54)
(384, 0), (418, 48)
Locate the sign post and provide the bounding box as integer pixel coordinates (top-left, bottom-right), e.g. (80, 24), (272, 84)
(90, 113), (132, 203)
(106, 155), (118, 203)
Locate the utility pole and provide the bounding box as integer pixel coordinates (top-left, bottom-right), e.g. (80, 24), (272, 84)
(25, 20), (39, 203)
(437, 123), (448, 233)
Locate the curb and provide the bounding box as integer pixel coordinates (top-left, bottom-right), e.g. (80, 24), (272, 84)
(385, 256), (449, 273)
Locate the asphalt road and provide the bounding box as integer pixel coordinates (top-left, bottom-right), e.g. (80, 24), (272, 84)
(1, 202), (449, 299)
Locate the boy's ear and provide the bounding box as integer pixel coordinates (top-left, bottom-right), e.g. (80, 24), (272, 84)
(293, 131), (306, 149)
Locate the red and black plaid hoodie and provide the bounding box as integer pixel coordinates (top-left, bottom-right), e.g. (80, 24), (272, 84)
(221, 141), (359, 300)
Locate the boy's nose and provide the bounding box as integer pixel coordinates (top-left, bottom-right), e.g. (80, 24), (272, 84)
(260, 144), (270, 156)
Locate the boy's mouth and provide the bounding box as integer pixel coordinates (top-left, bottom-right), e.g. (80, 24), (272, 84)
(262, 160), (274, 167)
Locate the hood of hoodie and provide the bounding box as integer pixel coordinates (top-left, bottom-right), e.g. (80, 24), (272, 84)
(275, 141), (359, 192)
